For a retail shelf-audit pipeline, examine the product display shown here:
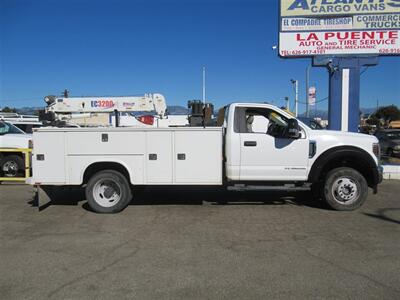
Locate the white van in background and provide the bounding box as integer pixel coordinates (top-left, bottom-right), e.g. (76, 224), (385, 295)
(0, 113), (43, 133)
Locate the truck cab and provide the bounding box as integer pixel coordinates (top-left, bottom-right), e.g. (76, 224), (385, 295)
(224, 103), (382, 210)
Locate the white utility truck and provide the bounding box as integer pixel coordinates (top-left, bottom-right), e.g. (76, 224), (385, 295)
(0, 121), (32, 178)
(29, 103), (382, 213)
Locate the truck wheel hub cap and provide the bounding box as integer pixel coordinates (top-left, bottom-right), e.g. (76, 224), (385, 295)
(332, 177), (358, 204)
(2, 161), (18, 177)
(93, 180), (121, 207)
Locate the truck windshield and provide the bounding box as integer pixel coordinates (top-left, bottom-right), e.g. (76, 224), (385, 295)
(0, 121), (25, 135)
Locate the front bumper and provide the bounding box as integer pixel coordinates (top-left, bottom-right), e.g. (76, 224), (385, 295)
(372, 165), (383, 194)
(392, 149), (400, 157)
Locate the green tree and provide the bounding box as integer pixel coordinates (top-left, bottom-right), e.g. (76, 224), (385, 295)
(1, 106), (17, 113)
(372, 105), (400, 123)
(366, 115), (381, 127)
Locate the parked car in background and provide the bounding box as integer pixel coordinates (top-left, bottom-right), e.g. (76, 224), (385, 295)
(0, 121), (32, 178)
(374, 129), (400, 157)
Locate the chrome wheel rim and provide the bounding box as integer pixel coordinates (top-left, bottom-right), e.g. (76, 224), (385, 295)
(2, 161), (18, 177)
(92, 179), (122, 207)
(331, 177), (359, 205)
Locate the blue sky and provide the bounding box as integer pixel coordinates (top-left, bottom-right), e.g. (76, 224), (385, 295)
(0, 0), (399, 112)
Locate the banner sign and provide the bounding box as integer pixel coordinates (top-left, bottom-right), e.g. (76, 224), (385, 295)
(282, 17), (353, 31)
(279, 0), (400, 56)
(281, 0), (400, 17)
(308, 87), (316, 106)
(281, 14), (400, 31)
(280, 30), (400, 56)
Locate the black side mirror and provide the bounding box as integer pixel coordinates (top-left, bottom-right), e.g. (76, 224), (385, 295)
(287, 119), (300, 139)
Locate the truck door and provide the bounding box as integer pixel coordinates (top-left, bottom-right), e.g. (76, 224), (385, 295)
(237, 107), (309, 181)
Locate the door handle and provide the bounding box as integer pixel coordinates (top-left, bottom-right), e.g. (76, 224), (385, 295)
(177, 153), (186, 160)
(244, 141), (257, 147)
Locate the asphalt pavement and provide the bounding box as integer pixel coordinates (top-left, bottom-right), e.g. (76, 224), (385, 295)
(0, 181), (399, 299)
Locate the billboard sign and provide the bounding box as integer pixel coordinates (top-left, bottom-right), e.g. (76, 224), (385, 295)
(279, 0), (400, 57)
(280, 30), (400, 56)
(281, 0), (400, 17)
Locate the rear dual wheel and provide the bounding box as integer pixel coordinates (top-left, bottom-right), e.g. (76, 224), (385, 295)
(85, 170), (132, 213)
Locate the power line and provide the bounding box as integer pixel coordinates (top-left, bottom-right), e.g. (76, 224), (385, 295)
(297, 96), (328, 105)
(296, 66), (369, 106)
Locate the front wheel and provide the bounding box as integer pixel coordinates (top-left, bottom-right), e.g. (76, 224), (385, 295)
(323, 167), (368, 211)
(85, 170), (132, 213)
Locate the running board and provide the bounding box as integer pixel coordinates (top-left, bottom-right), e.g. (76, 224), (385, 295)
(227, 183), (311, 192)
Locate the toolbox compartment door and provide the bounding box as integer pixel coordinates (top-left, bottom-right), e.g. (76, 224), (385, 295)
(174, 130), (222, 184)
(146, 131), (173, 184)
(32, 131), (66, 184)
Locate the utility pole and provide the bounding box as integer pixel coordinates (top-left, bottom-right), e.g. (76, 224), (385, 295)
(291, 79), (299, 117)
(295, 80), (298, 117)
(285, 96), (289, 111)
(202, 67), (206, 105)
(306, 66), (310, 117)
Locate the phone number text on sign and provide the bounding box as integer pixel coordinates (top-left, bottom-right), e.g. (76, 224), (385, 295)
(279, 30), (400, 56)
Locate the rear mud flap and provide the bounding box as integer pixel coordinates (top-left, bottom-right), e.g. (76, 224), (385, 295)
(36, 185), (53, 211)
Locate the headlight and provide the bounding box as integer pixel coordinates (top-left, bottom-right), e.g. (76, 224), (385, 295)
(372, 143), (380, 158)
(394, 145), (400, 151)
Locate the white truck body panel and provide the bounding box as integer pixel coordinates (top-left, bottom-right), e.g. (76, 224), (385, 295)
(67, 155), (145, 185)
(32, 127), (223, 185)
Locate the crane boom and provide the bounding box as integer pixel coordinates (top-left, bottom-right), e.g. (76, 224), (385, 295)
(44, 93), (167, 117)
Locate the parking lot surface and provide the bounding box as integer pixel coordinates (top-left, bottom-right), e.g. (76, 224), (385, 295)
(1, 181), (400, 299)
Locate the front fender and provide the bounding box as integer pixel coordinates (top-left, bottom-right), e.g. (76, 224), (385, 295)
(308, 146), (380, 187)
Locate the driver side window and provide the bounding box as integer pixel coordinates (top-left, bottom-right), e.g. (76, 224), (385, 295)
(245, 114), (270, 134)
(235, 107), (295, 138)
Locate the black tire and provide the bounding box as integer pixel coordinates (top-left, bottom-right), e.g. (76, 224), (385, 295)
(322, 167), (368, 211)
(0, 155), (24, 178)
(85, 170), (132, 213)
(387, 148), (394, 157)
